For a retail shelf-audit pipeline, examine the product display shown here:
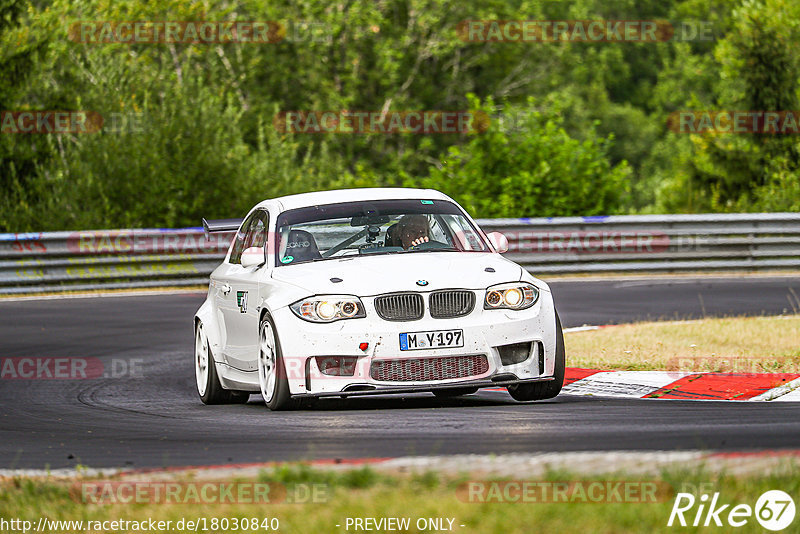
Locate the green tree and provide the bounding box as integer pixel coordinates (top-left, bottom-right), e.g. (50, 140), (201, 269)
(413, 97), (630, 218)
(0, 0), (51, 230)
(656, 0), (800, 212)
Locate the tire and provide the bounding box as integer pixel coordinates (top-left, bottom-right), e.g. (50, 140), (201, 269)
(432, 387), (479, 398)
(195, 321), (250, 405)
(507, 311), (565, 402)
(258, 314), (300, 411)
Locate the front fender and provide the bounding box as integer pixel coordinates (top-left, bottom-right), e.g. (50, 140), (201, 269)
(261, 281), (317, 320)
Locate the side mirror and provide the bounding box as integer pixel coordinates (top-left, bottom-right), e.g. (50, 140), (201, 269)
(486, 232), (509, 254)
(241, 247), (266, 268)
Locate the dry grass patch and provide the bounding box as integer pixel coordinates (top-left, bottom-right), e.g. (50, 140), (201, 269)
(565, 315), (800, 371)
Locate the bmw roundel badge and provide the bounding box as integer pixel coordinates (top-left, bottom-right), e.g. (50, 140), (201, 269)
(416, 280), (429, 286)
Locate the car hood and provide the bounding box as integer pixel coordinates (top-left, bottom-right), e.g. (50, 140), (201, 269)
(270, 252), (525, 296)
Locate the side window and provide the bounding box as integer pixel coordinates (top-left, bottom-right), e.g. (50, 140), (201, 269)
(229, 211), (267, 265)
(244, 212), (268, 250)
(428, 215), (449, 244)
(441, 214), (482, 251)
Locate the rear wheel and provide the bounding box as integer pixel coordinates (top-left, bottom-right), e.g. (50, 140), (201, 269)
(433, 387), (479, 398)
(195, 321), (249, 405)
(507, 311), (565, 402)
(258, 315), (300, 411)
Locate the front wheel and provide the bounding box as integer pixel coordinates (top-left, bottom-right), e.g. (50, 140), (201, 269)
(507, 311), (565, 402)
(258, 315), (300, 411)
(195, 321), (249, 405)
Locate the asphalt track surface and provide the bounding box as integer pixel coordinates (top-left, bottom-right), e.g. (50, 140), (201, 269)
(1, 276), (799, 469)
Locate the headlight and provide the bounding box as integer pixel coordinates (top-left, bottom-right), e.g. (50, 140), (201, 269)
(290, 296), (366, 323)
(484, 283), (539, 310)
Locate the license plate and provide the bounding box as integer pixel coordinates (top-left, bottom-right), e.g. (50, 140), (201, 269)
(399, 329), (463, 351)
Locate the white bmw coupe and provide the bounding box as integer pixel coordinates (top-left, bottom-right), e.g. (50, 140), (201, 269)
(194, 188), (564, 410)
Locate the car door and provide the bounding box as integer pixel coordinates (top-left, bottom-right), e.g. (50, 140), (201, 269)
(215, 210), (268, 371)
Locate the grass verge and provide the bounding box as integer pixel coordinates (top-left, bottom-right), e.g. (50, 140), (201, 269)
(1, 463), (798, 533)
(565, 315), (800, 371)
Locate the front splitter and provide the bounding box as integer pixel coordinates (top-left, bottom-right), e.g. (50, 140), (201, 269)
(294, 376), (555, 398)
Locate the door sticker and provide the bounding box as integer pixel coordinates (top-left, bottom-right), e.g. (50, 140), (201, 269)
(236, 291), (248, 313)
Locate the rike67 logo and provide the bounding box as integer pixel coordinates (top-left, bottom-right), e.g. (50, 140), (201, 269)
(668, 490), (795, 531)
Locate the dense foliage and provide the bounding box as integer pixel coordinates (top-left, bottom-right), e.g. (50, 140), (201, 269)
(1, 0), (797, 231)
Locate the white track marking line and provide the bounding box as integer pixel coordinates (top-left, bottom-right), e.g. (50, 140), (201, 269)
(750, 377), (800, 401)
(563, 371), (695, 398)
(563, 326), (600, 333)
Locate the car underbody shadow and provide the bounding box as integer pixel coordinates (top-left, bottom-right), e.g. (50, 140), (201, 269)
(238, 389), (574, 411)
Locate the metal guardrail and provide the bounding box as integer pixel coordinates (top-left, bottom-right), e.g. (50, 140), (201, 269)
(0, 229), (231, 295)
(1, 213), (798, 294)
(480, 212), (800, 273)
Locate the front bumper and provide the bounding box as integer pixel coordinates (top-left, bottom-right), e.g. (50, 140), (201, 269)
(271, 289), (558, 396)
(294, 376), (555, 398)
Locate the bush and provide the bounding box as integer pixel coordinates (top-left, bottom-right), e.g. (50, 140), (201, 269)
(411, 97), (630, 218)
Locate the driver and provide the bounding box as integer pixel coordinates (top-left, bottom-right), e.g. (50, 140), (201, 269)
(384, 224), (401, 247)
(397, 215), (430, 249)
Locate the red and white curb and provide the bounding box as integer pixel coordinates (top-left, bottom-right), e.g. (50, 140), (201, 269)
(4, 451), (799, 480)
(563, 368), (800, 401)
(561, 324), (800, 401)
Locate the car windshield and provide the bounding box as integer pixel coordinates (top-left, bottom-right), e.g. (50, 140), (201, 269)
(274, 199), (490, 266)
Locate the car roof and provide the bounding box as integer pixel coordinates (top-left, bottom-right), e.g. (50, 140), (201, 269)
(255, 188), (453, 212)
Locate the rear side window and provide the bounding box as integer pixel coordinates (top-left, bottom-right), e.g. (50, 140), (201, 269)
(229, 210), (268, 264)
(244, 214), (268, 250)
